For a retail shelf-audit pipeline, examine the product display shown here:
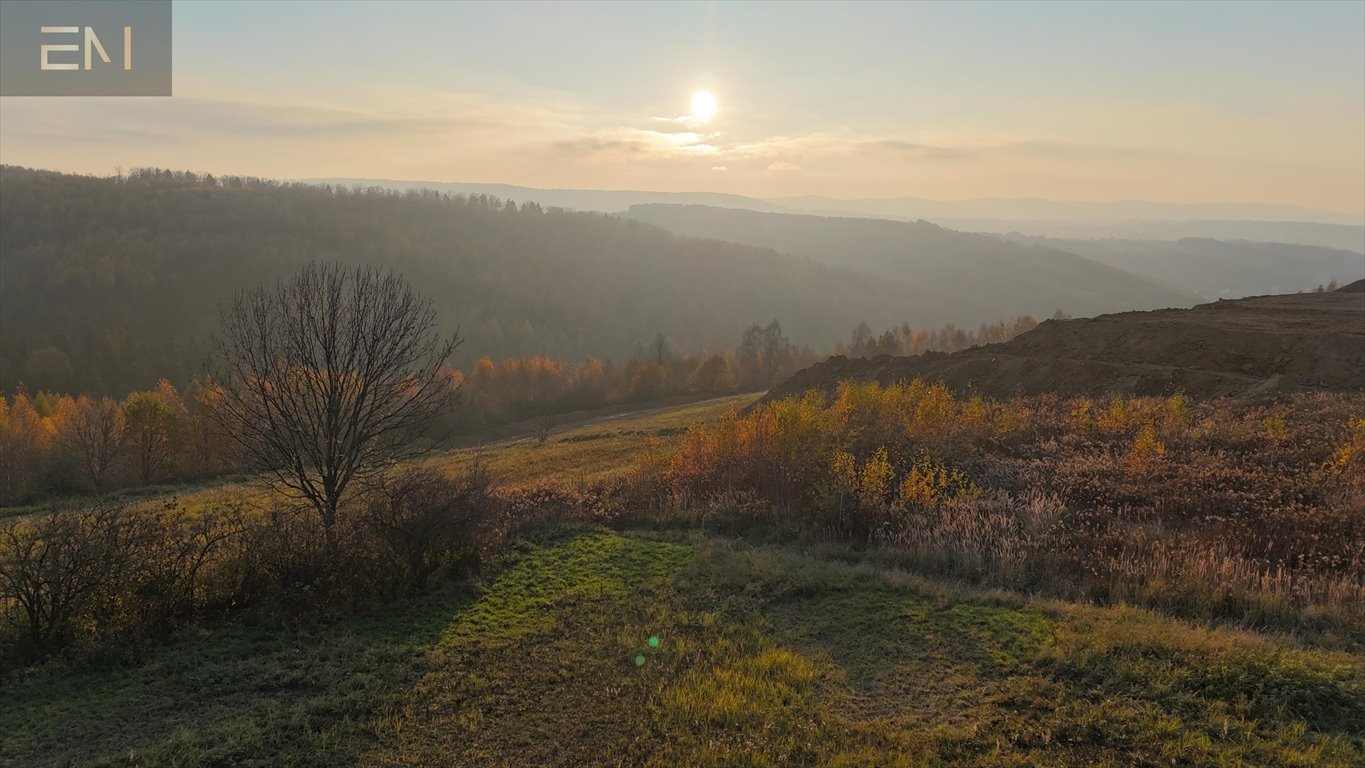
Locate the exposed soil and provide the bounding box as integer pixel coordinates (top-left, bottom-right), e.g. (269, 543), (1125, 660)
(767, 281), (1365, 401)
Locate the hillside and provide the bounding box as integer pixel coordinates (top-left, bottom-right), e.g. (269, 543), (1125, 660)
(769, 194), (1364, 226)
(6, 391), (1364, 766)
(8, 530), (1361, 767)
(298, 177), (798, 215)
(947, 218), (1365, 253)
(0, 167), (911, 395)
(766, 284), (1365, 402)
(625, 204), (1201, 325)
(1000, 234), (1365, 299)
(299, 180), (1365, 251)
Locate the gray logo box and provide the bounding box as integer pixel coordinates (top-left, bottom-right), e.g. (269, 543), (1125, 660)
(0, 0), (171, 96)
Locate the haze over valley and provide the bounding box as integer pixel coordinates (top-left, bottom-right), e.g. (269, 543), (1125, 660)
(2, 3), (1363, 766)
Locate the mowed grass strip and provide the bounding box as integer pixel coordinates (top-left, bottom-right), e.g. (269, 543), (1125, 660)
(4, 531), (1360, 767)
(424, 393), (757, 487)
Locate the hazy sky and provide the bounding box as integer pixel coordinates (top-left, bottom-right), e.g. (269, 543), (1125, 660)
(2, 0), (1362, 214)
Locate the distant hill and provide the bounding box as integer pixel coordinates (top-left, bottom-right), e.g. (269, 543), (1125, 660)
(770, 194), (1364, 226)
(298, 177), (796, 215)
(957, 219), (1365, 253)
(998, 235), (1365, 300)
(625, 204), (1201, 326)
(0, 167), (911, 395)
(301, 178), (1365, 251)
(766, 286), (1365, 402)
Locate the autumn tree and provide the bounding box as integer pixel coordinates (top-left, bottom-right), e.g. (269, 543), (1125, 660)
(209, 262), (461, 536)
(122, 380), (187, 485)
(61, 395), (127, 492)
(631, 361), (668, 401)
(0, 393), (54, 503)
(691, 354), (737, 394)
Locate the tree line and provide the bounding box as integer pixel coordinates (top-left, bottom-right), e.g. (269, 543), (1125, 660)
(1, 309), (1053, 506)
(835, 315), (1046, 358)
(0, 321), (817, 506)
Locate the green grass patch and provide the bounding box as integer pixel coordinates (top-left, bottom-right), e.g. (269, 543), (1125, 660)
(3, 530), (1361, 767)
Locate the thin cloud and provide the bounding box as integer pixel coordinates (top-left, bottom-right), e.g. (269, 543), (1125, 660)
(767, 160), (800, 172)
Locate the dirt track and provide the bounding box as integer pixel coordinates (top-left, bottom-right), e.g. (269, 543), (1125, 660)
(766, 282), (1365, 401)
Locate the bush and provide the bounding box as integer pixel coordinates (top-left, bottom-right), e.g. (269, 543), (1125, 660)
(360, 465), (496, 593)
(654, 382), (1365, 634)
(0, 500), (243, 663)
(0, 464), (504, 668)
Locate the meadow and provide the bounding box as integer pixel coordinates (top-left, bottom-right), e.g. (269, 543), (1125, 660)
(5, 530), (1362, 767)
(2, 387), (1362, 766)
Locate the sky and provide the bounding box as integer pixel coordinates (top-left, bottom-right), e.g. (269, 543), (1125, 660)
(1, 0), (1362, 215)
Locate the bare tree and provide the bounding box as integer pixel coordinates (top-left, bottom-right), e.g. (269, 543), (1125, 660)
(535, 414), (555, 445)
(208, 263), (460, 536)
(737, 319), (792, 388)
(650, 333), (670, 366)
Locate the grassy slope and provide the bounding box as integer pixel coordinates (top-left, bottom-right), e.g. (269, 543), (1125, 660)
(2, 395), (1361, 767)
(0, 394), (757, 522)
(3, 531), (1360, 767)
(424, 394), (759, 486)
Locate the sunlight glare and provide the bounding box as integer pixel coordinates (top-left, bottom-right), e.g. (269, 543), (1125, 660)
(690, 90), (717, 123)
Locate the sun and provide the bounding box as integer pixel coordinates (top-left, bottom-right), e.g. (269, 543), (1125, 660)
(690, 90), (717, 123)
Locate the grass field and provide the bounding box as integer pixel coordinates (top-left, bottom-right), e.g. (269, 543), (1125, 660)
(4, 529), (1360, 766)
(2, 394), (1362, 767)
(0, 394), (757, 523)
(426, 393), (758, 486)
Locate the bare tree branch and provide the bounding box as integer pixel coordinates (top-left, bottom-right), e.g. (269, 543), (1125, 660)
(207, 262), (461, 535)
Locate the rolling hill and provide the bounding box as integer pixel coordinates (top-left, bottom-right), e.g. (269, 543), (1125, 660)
(302, 178), (1365, 251)
(999, 234), (1365, 299)
(625, 204), (1201, 325)
(0, 167), (910, 395)
(766, 282), (1365, 402)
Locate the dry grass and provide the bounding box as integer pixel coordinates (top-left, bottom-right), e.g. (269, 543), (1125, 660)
(3, 532), (1359, 767)
(654, 382), (1365, 638)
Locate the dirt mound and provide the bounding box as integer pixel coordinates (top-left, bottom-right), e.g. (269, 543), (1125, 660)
(765, 289), (1365, 401)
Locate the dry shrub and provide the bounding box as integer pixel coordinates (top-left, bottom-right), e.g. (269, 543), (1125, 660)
(0, 500), (243, 662)
(360, 465), (495, 593)
(881, 489), (1065, 584)
(1, 463), (506, 666)
(654, 381), (1365, 633)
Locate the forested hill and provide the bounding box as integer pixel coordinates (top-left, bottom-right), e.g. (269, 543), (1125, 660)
(0, 166), (913, 395)
(997, 233), (1365, 300)
(625, 204), (1203, 323)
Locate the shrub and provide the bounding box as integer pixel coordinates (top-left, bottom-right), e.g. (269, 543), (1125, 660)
(0, 500), (241, 660)
(360, 465), (495, 592)
(650, 383), (1365, 634)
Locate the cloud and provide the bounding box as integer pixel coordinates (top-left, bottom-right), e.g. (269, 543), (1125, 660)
(857, 139), (973, 160)
(767, 160), (800, 172)
(0, 93), (549, 148)
(852, 137), (1165, 163)
(711, 165), (728, 172)
(549, 135), (654, 159)
(546, 127), (722, 162)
